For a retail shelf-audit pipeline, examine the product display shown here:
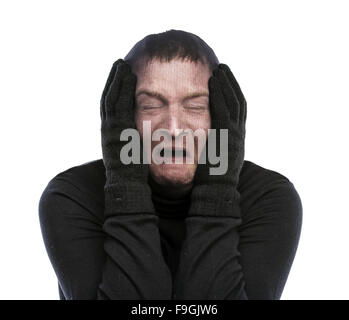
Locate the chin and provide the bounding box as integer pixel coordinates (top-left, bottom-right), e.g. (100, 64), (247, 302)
(150, 163), (196, 186)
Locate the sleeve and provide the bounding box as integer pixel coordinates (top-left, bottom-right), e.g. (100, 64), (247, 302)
(39, 177), (172, 300)
(172, 178), (302, 300)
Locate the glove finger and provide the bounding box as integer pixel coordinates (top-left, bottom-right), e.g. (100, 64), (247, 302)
(100, 59), (124, 120)
(218, 64), (247, 125)
(213, 67), (240, 124)
(208, 76), (230, 130)
(117, 72), (137, 126)
(238, 91), (247, 127)
(105, 61), (130, 118)
(243, 103), (247, 125)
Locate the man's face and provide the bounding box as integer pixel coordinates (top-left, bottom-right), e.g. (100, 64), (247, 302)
(134, 58), (212, 186)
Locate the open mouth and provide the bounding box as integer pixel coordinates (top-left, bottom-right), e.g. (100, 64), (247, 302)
(160, 148), (188, 158)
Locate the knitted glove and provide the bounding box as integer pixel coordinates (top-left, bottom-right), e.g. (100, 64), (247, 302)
(101, 59), (153, 215)
(189, 63), (247, 217)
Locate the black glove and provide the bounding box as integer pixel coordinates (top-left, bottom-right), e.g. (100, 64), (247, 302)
(101, 59), (153, 215)
(189, 63), (247, 217)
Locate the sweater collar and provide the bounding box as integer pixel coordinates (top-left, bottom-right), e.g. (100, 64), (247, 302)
(148, 173), (192, 218)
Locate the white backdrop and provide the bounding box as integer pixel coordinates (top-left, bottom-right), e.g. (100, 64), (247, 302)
(0, 0), (348, 300)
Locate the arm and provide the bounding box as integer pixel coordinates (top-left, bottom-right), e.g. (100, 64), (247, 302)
(98, 59), (172, 299)
(172, 176), (302, 299)
(98, 199), (171, 299)
(238, 177), (302, 299)
(173, 188), (247, 299)
(39, 60), (172, 300)
(173, 64), (302, 299)
(173, 63), (246, 299)
(39, 176), (171, 300)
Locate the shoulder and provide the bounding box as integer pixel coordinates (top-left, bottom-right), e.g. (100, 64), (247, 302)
(39, 159), (106, 222)
(41, 159), (106, 199)
(240, 160), (292, 188)
(238, 160), (303, 223)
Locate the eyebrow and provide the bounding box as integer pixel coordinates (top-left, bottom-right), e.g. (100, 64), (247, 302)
(136, 90), (209, 103)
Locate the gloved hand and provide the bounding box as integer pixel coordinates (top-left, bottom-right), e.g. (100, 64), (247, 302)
(189, 63), (247, 217)
(100, 59), (152, 215)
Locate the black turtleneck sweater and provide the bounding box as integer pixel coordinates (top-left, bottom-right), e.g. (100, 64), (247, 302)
(39, 159), (302, 300)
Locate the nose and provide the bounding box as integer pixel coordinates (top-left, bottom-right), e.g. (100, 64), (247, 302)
(165, 104), (184, 138)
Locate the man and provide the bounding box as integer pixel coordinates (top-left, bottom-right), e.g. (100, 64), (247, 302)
(39, 29), (302, 300)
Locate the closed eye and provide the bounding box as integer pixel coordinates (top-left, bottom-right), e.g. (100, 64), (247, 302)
(185, 105), (208, 110)
(139, 105), (162, 110)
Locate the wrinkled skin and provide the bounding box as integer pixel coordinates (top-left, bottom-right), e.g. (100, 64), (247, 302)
(133, 58), (212, 191)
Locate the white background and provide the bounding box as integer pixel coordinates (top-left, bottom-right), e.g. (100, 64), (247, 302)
(0, 0), (348, 300)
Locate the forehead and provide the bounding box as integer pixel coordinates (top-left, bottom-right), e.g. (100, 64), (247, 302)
(134, 58), (211, 98)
